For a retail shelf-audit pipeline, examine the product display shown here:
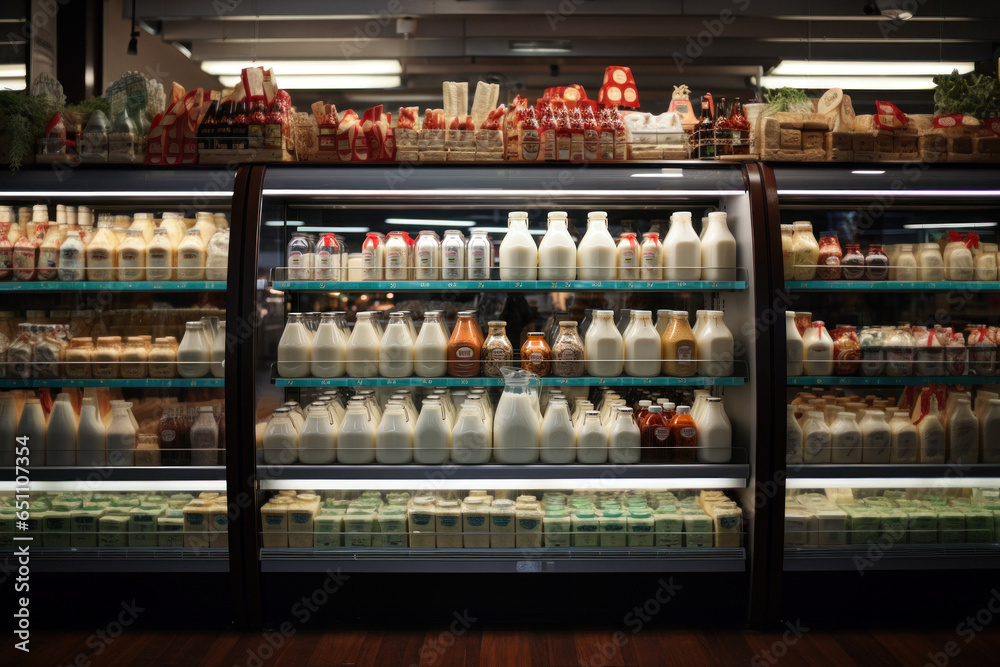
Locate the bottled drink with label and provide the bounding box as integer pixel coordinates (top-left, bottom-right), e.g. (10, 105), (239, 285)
(713, 97), (731, 157)
(230, 101), (249, 151)
(696, 94), (715, 160)
(197, 100), (218, 151)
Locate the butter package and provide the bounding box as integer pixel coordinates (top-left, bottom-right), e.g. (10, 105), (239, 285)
(42, 510), (72, 548)
(344, 510), (375, 548)
(157, 510), (185, 547)
(314, 510), (343, 548)
(98, 514), (129, 548)
(70, 506), (103, 547)
(937, 510), (966, 544)
(813, 508), (847, 546)
(654, 510), (684, 548)
(905, 509), (938, 544)
(964, 509), (994, 543)
(129, 505), (164, 547)
(682, 512), (714, 548)
(846, 508), (878, 545)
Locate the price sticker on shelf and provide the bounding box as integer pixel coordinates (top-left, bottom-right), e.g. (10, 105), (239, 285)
(516, 561), (542, 573)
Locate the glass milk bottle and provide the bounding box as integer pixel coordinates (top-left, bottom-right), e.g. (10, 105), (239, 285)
(786, 405), (803, 463)
(178, 321), (211, 378)
(979, 399), (1000, 463)
(538, 211), (576, 280)
(802, 321), (834, 376)
(360, 232), (383, 280)
(383, 231), (410, 281)
(57, 230), (86, 281)
(145, 227), (176, 281)
(663, 212), (702, 280)
(829, 411), (862, 464)
(493, 369), (541, 464)
(616, 232), (640, 280)
(277, 313), (312, 378)
(640, 231), (664, 281)
(585, 310), (624, 377)
(13, 399), (45, 465)
(414, 398), (451, 464)
(375, 403), (413, 464)
(577, 211), (616, 280)
(887, 412), (918, 463)
(499, 211), (538, 280)
(859, 410), (892, 463)
(379, 313), (414, 378)
(77, 396), (107, 466)
(346, 312), (380, 378)
(106, 401), (136, 466)
(441, 229), (466, 280)
(801, 411), (832, 464)
(313, 233), (342, 281)
(298, 403), (336, 465)
(576, 410), (608, 463)
(414, 230), (441, 281)
(451, 401), (492, 464)
(609, 406), (640, 464)
(623, 310), (661, 377)
(700, 211), (737, 281)
(311, 313), (346, 378)
(467, 229), (493, 280)
(697, 397), (732, 463)
(46, 393), (78, 466)
(414, 311), (449, 377)
(786, 311), (804, 376)
(338, 400), (376, 464)
(116, 229), (147, 281)
(540, 398), (575, 464)
(263, 408), (298, 465)
(177, 228), (206, 280)
(947, 397), (978, 465)
(696, 311), (735, 377)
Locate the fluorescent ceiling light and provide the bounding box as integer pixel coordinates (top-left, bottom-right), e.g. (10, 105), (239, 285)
(755, 75), (936, 90)
(852, 170), (885, 175)
(201, 59), (402, 76)
(384, 218), (476, 228)
(218, 74), (401, 90)
(631, 169), (684, 179)
(0, 480), (226, 492)
(296, 226), (370, 233)
(476, 226), (546, 236)
(903, 222), (998, 230)
(509, 40), (572, 54)
(261, 477), (745, 491)
(779, 189), (1000, 198)
(0, 191), (233, 198)
(263, 189), (746, 198)
(264, 220), (304, 227)
(772, 60), (973, 76)
(786, 477), (1000, 490)
(0, 77), (25, 91)
(0, 64), (26, 76)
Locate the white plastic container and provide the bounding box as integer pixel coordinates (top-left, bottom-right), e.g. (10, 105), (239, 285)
(697, 311), (735, 377)
(829, 412), (862, 464)
(451, 401), (492, 464)
(177, 321), (212, 378)
(499, 211), (538, 280)
(947, 397), (979, 465)
(801, 411), (831, 464)
(414, 398), (451, 464)
(576, 410), (608, 463)
(663, 212), (702, 280)
(608, 407), (640, 464)
(338, 401), (376, 464)
(577, 211), (617, 280)
(802, 321), (834, 376)
(538, 211), (576, 280)
(700, 211), (737, 281)
(889, 412), (918, 463)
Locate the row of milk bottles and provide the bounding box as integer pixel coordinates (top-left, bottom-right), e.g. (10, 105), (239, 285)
(177, 317), (227, 378)
(500, 210), (736, 281)
(276, 309), (735, 379)
(0, 391), (138, 466)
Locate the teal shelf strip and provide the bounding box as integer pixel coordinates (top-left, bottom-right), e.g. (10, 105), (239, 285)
(786, 280), (1000, 291)
(272, 279), (746, 292)
(789, 376), (1000, 386)
(274, 376), (746, 388)
(0, 378), (224, 388)
(0, 281), (226, 292)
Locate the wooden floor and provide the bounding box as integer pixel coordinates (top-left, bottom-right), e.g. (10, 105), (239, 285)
(7, 627), (1000, 667)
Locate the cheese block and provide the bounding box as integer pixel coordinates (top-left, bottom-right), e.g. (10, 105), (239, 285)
(829, 132), (852, 151)
(874, 133), (894, 154)
(949, 136), (973, 154)
(974, 136), (1000, 153)
(780, 129), (802, 149)
(763, 117), (782, 148)
(773, 112), (805, 129)
(908, 115), (934, 133)
(919, 134), (948, 153)
(803, 148), (826, 161)
(852, 133), (875, 152)
(818, 89), (856, 131)
(852, 115), (874, 132)
(802, 131), (824, 150)
(894, 135), (918, 154)
(830, 149), (854, 162)
(852, 151), (876, 162)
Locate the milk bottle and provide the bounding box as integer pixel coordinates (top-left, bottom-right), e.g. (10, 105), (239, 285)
(576, 410), (608, 463)
(116, 229), (147, 281)
(383, 231), (410, 281)
(499, 211), (538, 280)
(309, 313), (346, 378)
(802, 321), (834, 376)
(145, 227), (176, 281)
(106, 401), (136, 466)
(663, 212), (702, 280)
(585, 310), (624, 377)
(493, 369), (540, 464)
(786, 405), (803, 463)
(655, 310), (672, 339)
(85, 221), (118, 281)
(263, 408), (298, 465)
(414, 312), (449, 377)
(413, 398), (451, 464)
(700, 211), (737, 281)
(697, 397), (732, 463)
(786, 311), (804, 376)
(346, 312), (380, 377)
(451, 401), (492, 464)
(640, 232), (664, 280)
(616, 232), (640, 280)
(441, 229), (466, 280)
(540, 399), (575, 464)
(177, 321), (211, 378)
(47, 393), (78, 466)
(538, 211), (576, 280)
(623, 310), (661, 377)
(801, 411), (832, 463)
(577, 211), (617, 280)
(414, 230), (441, 280)
(889, 412), (917, 463)
(947, 397), (979, 464)
(177, 228), (207, 280)
(697, 311), (735, 377)
(379, 313), (414, 378)
(467, 229), (493, 280)
(360, 232), (382, 280)
(0, 394), (19, 466)
(979, 399), (1000, 463)
(608, 407), (640, 464)
(299, 403), (336, 464)
(57, 231), (86, 281)
(338, 401), (376, 464)
(376, 403), (413, 464)
(858, 410), (891, 463)
(829, 412), (862, 464)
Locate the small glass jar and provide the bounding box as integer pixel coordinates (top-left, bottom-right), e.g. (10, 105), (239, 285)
(974, 243), (998, 281)
(520, 332), (551, 376)
(841, 244), (865, 280)
(551, 321), (585, 377)
(481, 320), (513, 377)
(895, 244), (918, 282)
(286, 232), (314, 281)
(865, 244), (889, 281)
(148, 336), (178, 378)
(858, 326), (884, 377)
(92, 335), (122, 379)
(120, 336), (148, 379)
(917, 243), (945, 282)
(831, 324), (860, 376)
(64, 337), (94, 379)
(816, 235), (843, 280)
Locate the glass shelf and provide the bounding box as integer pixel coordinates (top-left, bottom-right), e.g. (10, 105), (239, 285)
(0, 280), (227, 292)
(0, 547), (230, 573)
(786, 280), (1000, 291)
(788, 376), (999, 386)
(271, 279), (747, 292)
(0, 466), (227, 492)
(784, 464), (1000, 488)
(784, 545), (1000, 572)
(273, 375), (746, 388)
(0, 378), (224, 388)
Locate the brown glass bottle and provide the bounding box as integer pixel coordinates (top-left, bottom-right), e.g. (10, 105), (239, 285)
(447, 311), (484, 377)
(669, 405), (698, 462)
(640, 405), (671, 462)
(696, 94), (715, 160)
(214, 100), (234, 150)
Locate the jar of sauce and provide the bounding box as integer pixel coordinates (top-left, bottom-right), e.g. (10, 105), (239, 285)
(668, 405), (698, 462)
(520, 332), (551, 376)
(447, 311), (483, 377)
(92, 336), (122, 379)
(481, 320), (513, 377)
(64, 337), (94, 379)
(841, 244), (865, 280)
(816, 235), (843, 280)
(121, 336), (148, 379)
(832, 325), (860, 376)
(865, 243), (889, 280)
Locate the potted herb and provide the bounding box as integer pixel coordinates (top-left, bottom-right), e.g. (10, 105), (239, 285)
(0, 91), (57, 171)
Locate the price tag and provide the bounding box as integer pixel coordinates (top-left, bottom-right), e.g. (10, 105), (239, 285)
(516, 561), (541, 573)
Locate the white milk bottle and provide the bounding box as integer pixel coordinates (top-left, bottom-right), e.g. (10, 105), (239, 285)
(585, 310), (624, 377)
(379, 313), (414, 378)
(623, 310), (661, 377)
(499, 211), (538, 280)
(376, 403), (413, 464)
(493, 369), (541, 464)
(145, 227), (176, 281)
(383, 231), (410, 281)
(178, 321), (211, 378)
(860, 410), (891, 463)
(616, 232), (640, 280)
(346, 312), (380, 378)
(467, 229), (493, 280)
(16, 399), (46, 465)
(275, 314), (310, 378)
(360, 232), (382, 280)
(451, 401), (492, 464)
(916, 395), (946, 463)
(414, 311), (449, 377)
(538, 211), (576, 280)
(57, 230), (86, 281)
(339, 401), (376, 464)
(979, 399), (1000, 463)
(414, 398), (451, 464)
(116, 229), (147, 281)
(697, 311), (735, 377)
(263, 408), (298, 465)
(576, 410), (608, 463)
(177, 228), (206, 280)
(655, 310), (672, 339)
(829, 412), (862, 464)
(577, 211), (617, 280)
(802, 321), (834, 376)
(663, 212), (702, 280)
(540, 399), (575, 464)
(786, 311), (804, 376)
(441, 229), (466, 280)
(697, 397), (732, 463)
(947, 397), (979, 464)
(298, 403), (336, 464)
(0, 394), (20, 466)
(608, 406), (640, 464)
(700, 211), (737, 281)
(311, 313), (346, 378)
(786, 405), (803, 463)
(801, 411), (832, 464)
(46, 393), (77, 466)
(640, 231), (664, 280)
(414, 230), (441, 280)
(889, 412), (918, 463)
(106, 401), (136, 466)
(77, 396), (106, 466)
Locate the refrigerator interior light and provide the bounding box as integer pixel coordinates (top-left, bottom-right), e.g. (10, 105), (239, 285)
(0, 479), (227, 492)
(384, 218), (477, 228)
(753, 75), (937, 90)
(851, 170), (886, 175)
(771, 60), (974, 77)
(0, 190), (234, 198)
(201, 59), (402, 76)
(218, 75), (402, 90)
(778, 189), (1000, 198)
(264, 220), (305, 226)
(630, 169), (685, 178)
(786, 477), (1000, 490)
(260, 477), (747, 491)
(262, 189), (746, 198)
(296, 226), (371, 233)
(903, 222), (998, 230)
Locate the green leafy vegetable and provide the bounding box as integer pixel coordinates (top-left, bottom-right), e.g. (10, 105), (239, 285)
(764, 87), (814, 114)
(0, 91), (58, 172)
(64, 97), (111, 117)
(933, 70), (1000, 120)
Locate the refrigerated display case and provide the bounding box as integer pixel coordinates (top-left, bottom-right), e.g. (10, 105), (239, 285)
(235, 162), (775, 624)
(762, 163), (1000, 622)
(0, 166), (250, 623)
